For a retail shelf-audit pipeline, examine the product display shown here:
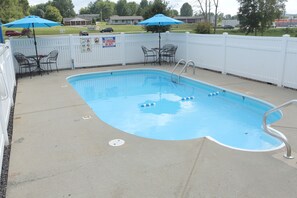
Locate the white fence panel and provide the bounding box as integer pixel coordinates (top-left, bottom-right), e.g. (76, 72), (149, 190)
(167, 33), (187, 62)
(0, 41), (16, 176)
(282, 37), (297, 89)
(10, 36), (72, 70)
(73, 35), (123, 68)
(188, 34), (224, 71)
(225, 35), (283, 84)
(125, 33), (158, 64)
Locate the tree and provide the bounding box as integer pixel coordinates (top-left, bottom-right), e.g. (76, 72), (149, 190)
(51, 0), (75, 18)
(213, 0), (219, 33)
(44, 5), (63, 22)
(197, 0), (212, 22)
(238, 0), (286, 35)
(79, 0), (115, 21)
(143, 0), (170, 33)
(115, 0), (128, 16)
(136, 0), (148, 15)
(19, 0), (30, 16)
(258, 0), (286, 35)
(169, 9), (179, 17)
(180, 3), (193, 16)
(0, 0), (29, 23)
(127, 2), (138, 16)
(30, 3), (48, 18)
(238, 0), (260, 35)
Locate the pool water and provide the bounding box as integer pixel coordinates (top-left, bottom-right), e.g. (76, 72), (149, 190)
(67, 69), (282, 151)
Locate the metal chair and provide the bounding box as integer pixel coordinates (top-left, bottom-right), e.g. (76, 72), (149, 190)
(14, 52), (37, 78)
(40, 50), (59, 72)
(141, 46), (157, 65)
(160, 45), (178, 65)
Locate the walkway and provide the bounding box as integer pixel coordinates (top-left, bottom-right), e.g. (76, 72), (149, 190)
(7, 65), (297, 198)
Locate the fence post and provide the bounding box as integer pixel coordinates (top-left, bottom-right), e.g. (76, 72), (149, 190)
(121, 32), (126, 66)
(69, 34), (75, 69)
(185, 32), (189, 62)
(222, 32), (228, 74)
(278, 34), (290, 87)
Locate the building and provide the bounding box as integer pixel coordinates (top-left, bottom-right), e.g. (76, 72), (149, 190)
(63, 17), (92, 26)
(77, 14), (100, 21)
(108, 15), (143, 25)
(221, 20), (240, 27)
(174, 16), (205, 23)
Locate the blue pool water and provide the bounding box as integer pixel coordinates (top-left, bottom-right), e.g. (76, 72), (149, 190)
(67, 69), (282, 151)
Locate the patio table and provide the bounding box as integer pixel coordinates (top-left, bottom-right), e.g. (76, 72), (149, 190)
(26, 54), (47, 74)
(151, 47), (163, 64)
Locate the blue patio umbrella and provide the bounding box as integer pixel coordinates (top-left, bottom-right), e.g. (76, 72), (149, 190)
(138, 14), (184, 64)
(3, 15), (60, 68)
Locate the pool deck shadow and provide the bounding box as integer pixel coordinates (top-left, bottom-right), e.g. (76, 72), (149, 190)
(6, 65), (297, 198)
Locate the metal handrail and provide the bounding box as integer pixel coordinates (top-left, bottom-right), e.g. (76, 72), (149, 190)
(262, 99), (297, 159)
(183, 60), (195, 74)
(177, 60), (195, 83)
(171, 59), (186, 82)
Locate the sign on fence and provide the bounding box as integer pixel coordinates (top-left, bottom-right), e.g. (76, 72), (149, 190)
(102, 37), (116, 48)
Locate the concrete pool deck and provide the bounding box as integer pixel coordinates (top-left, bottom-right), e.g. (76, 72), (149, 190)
(6, 64), (297, 197)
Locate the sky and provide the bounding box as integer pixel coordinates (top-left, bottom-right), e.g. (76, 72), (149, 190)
(28, 0), (297, 16)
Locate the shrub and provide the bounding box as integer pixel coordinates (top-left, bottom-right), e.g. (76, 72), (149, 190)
(195, 22), (212, 34)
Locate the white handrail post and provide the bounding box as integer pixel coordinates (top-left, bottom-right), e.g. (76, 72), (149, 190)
(69, 34), (75, 69)
(278, 34), (290, 87)
(185, 32), (189, 62)
(222, 32), (228, 74)
(121, 32), (126, 66)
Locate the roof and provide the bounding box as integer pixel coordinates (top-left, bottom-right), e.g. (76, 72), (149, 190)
(63, 17), (91, 22)
(109, 15), (143, 20)
(174, 16), (204, 20)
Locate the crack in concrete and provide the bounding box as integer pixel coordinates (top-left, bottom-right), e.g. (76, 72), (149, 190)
(180, 138), (205, 198)
(14, 103), (86, 116)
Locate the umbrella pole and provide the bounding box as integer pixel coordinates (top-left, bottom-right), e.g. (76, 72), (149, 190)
(32, 23), (41, 72)
(158, 25), (161, 65)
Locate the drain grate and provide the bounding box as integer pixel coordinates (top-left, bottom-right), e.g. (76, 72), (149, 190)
(109, 139), (125, 147)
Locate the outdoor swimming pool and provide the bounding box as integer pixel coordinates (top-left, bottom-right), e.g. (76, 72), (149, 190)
(67, 69), (283, 151)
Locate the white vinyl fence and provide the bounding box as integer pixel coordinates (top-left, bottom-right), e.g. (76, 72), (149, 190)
(0, 41), (16, 175)
(9, 32), (297, 88)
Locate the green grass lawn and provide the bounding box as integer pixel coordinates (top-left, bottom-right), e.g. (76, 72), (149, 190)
(2, 22), (297, 38)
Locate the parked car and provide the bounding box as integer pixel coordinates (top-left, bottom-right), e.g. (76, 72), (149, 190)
(5, 29), (32, 38)
(79, 31), (89, 36)
(5, 30), (22, 37)
(100, 27), (114, 33)
(223, 25), (234, 29)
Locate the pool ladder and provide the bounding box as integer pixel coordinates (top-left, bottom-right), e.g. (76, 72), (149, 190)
(263, 99), (297, 159)
(171, 59), (195, 83)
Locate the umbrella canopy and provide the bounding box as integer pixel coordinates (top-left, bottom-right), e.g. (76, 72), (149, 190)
(138, 14), (183, 65)
(3, 15), (60, 28)
(3, 15), (60, 70)
(138, 14), (184, 26)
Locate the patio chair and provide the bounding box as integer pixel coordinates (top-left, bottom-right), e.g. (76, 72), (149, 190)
(141, 46), (157, 65)
(160, 44), (178, 64)
(40, 50), (59, 72)
(14, 52), (37, 78)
